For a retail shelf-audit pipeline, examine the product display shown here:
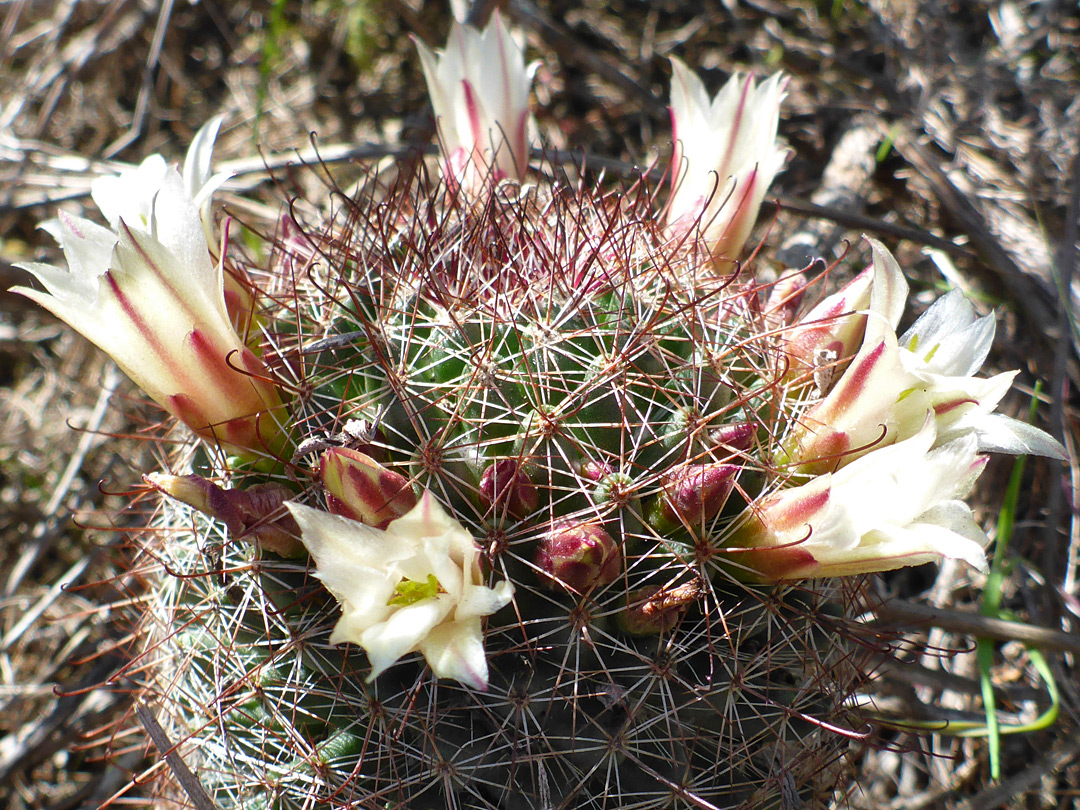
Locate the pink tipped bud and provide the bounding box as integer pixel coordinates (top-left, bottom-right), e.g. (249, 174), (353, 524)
(708, 422), (756, 453)
(535, 521), (622, 593)
(144, 473), (302, 557)
(479, 459), (538, 519)
(652, 463), (738, 532)
(320, 447), (417, 529)
(579, 459), (613, 483)
(617, 579), (703, 635)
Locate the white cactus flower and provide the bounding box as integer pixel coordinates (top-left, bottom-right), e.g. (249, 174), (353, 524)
(11, 120), (284, 455)
(415, 11), (537, 192)
(666, 58), (789, 269)
(286, 493), (514, 690)
(734, 420), (990, 580)
(781, 238), (1065, 472)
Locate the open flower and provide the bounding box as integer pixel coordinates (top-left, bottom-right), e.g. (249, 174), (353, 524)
(92, 116), (231, 246)
(666, 58), (789, 270)
(415, 11), (537, 192)
(286, 493), (514, 690)
(780, 238), (1064, 473)
(730, 420), (989, 580)
(11, 122), (286, 456)
(898, 290), (1065, 458)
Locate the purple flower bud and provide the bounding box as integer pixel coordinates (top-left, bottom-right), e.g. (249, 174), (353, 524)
(535, 521), (622, 593)
(144, 473), (303, 557)
(708, 422), (755, 453)
(479, 459), (538, 519)
(653, 463), (738, 531)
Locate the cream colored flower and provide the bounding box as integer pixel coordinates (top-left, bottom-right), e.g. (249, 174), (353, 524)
(415, 11), (537, 191)
(666, 58), (789, 269)
(286, 493), (514, 690)
(780, 238), (1064, 473)
(12, 120), (285, 456)
(732, 420), (989, 580)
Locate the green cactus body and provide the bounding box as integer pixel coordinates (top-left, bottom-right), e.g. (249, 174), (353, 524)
(140, 179), (862, 809)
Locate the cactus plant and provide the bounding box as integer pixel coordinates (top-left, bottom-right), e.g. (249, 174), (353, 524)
(131, 168), (870, 808)
(14, 15), (1065, 810)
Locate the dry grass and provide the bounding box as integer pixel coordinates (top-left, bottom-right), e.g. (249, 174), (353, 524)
(1, 1), (1077, 807)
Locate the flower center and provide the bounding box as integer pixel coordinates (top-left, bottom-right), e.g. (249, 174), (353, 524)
(387, 574), (442, 606)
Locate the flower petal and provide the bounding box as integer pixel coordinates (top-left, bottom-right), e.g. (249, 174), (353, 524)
(361, 597), (454, 681)
(900, 289), (995, 376)
(956, 413), (1067, 459)
(91, 154), (169, 230)
(183, 115), (228, 205)
(286, 503), (414, 589)
(666, 60), (788, 263)
(418, 616), (491, 690)
(864, 237), (909, 343)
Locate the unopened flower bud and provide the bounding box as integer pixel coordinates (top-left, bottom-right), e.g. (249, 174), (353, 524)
(535, 521), (622, 593)
(708, 422), (755, 453)
(650, 463), (738, 532)
(320, 447), (417, 529)
(617, 579), (703, 636)
(144, 472), (302, 557)
(479, 459), (538, 519)
(579, 459), (613, 483)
